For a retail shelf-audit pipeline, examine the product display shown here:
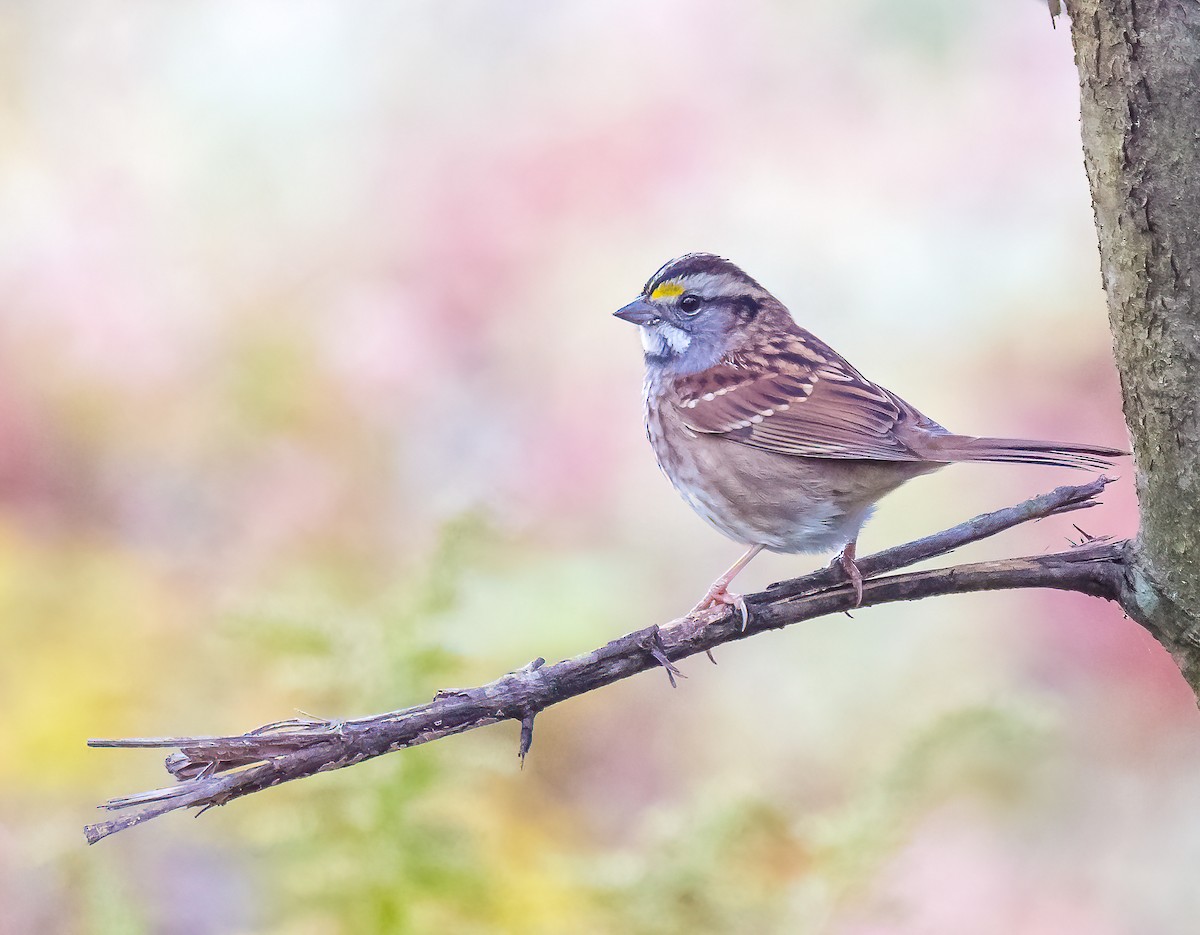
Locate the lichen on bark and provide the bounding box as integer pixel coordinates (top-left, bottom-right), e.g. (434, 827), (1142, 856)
(1065, 0), (1200, 691)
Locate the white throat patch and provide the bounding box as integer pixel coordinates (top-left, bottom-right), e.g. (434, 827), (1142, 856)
(640, 322), (692, 357)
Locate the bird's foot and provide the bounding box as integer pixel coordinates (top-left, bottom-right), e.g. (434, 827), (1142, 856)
(690, 584), (751, 631)
(833, 542), (864, 608)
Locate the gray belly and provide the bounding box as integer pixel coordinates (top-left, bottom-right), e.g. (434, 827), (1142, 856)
(645, 400), (938, 554)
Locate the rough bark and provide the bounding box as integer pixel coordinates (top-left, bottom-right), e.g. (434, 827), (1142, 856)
(1065, 0), (1200, 690)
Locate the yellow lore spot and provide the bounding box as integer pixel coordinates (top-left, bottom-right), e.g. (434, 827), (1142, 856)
(649, 281), (685, 300)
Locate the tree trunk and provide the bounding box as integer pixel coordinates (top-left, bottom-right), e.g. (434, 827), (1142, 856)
(1065, 0), (1200, 693)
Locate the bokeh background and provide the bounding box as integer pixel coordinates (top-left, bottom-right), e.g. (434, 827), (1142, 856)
(2, 1), (1196, 933)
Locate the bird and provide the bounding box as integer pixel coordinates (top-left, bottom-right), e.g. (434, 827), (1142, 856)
(614, 253), (1126, 621)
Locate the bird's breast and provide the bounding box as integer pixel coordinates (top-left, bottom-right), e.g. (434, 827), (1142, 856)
(641, 378), (864, 553)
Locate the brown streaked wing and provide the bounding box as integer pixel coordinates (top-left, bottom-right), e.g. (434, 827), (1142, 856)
(673, 339), (939, 461)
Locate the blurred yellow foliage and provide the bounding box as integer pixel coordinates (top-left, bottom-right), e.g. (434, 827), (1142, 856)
(0, 524), (182, 785)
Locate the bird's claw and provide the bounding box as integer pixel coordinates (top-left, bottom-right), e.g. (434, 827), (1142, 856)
(834, 546), (864, 608)
(690, 587), (751, 630)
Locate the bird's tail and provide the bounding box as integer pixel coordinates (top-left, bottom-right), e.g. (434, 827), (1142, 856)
(920, 434), (1127, 471)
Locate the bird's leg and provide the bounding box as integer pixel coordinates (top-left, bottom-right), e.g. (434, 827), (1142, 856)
(691, 544), (765, 631)
(834, 539), (864, 607)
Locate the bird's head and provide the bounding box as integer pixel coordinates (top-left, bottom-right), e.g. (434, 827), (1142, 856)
(614, 254), (785, 373)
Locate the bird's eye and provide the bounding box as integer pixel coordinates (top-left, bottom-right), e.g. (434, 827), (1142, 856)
(679, 294), (702, 315)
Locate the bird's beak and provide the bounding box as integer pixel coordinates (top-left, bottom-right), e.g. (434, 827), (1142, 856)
(613, 299), (660, 326)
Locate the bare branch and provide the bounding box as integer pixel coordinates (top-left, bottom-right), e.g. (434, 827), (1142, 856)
(85, 478), (1130, 845)
(759, 475), (1113, 603)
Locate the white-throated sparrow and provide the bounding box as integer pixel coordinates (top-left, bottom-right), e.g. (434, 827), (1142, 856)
(615, 253), (1125, 617)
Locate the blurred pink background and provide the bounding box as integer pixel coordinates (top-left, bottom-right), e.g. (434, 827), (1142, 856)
(1, 1), (1195, 933)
